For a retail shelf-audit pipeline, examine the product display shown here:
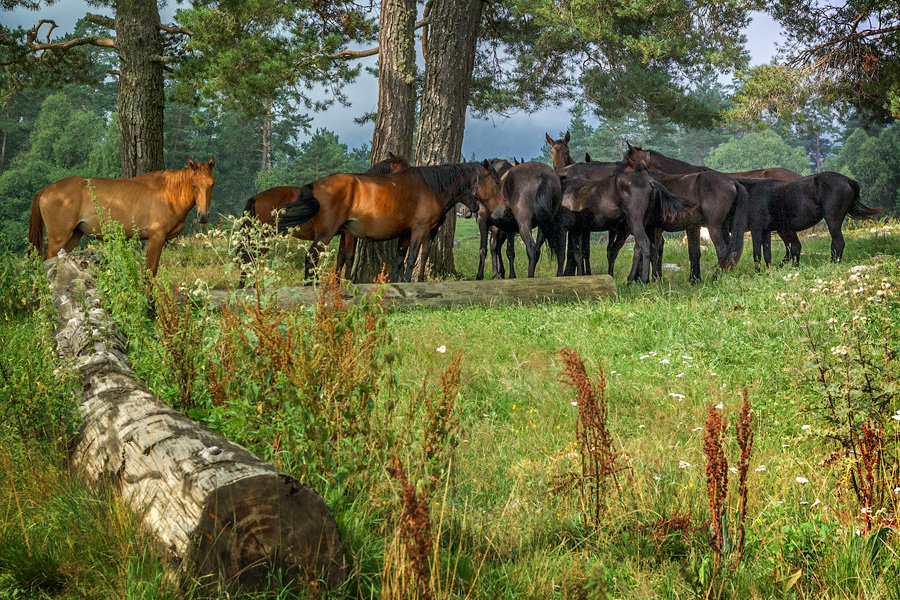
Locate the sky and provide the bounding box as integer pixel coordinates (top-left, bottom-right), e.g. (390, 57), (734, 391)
(0, 3), (786, 160)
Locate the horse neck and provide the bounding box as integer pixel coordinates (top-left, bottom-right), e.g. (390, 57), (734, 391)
(650, 151), (708, 174)
(161, 168), (197, 215)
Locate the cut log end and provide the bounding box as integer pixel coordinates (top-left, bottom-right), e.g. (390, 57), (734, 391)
(193, 474), (346, 589)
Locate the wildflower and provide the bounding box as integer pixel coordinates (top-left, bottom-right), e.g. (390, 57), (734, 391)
(714, 403), (724, 409)
(801, 425), (811, 430)
(755, 465), (766, 472)
(678, 460), (690, 468)
(639, 354), (650, 360)
(638, 424), (645, 429)
(729, 467), (738, 474)
(812, 499), (821, 507)
(796, 476), (809, 484)
(436, 345), (447, 353)
(682, 355), (693, 360)
(660, 358), (670, 365)
(692, 426), (702, 431)
(570, 401), (577, 407)
(676, 372), (685, 378)
(668, 392), (686, 400)
(861, 507), (872, 514)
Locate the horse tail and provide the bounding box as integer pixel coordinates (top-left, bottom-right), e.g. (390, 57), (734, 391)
(534, 173), (563, 262)
(277, 185), (320, 233)
(650, 179), (689, 223)
(724, 181), (750, 269)
(28, 189), (44, 257)
(847, 179), (883, 218)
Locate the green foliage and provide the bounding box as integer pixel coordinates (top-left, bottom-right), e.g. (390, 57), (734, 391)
(255, 128), (369, 189)
(705, 130), (810, 174)
(824, 126), (900, 213)
(0, 89), (117, 250)
(173, 0), (376, 118)
(475, 0), (752, 126)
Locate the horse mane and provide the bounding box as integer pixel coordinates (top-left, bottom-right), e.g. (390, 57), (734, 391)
(158, 166), (195, 208)
(412, 163), (479, 200)
(366, 159), (394, 175)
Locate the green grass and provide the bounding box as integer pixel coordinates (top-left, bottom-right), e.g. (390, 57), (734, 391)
(2, 219), (899, 598)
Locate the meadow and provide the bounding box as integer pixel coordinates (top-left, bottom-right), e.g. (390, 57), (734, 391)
(1, 218), (899, 599)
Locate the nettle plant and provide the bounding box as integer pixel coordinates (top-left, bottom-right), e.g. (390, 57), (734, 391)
(781, 260), (900, 527)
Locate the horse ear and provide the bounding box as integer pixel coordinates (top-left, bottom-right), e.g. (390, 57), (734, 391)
(545, 132), (554, 146)
(481, 158), (491, 172)
(585, 153), (592, 162)
(208, 157), (215, 170)
(625, 140), (634, 152)
(564, 131), (570, 144)
(512, 157), (519, 165)
(188, 157), (197, 169)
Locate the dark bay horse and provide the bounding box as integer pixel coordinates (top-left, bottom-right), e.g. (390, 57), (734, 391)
(475, 161), (565, 278)
(557, 168), (688, 283)
(736, 173), (881, 266)
(475, 158), (518, 279)
(237, 157), (402, 283)
(28, 158), (216, 276)
(623, 142), (809, 263)
(622, 147), (751, 282)
(277, 157), (480, 282)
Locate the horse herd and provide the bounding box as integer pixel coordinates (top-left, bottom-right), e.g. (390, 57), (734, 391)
(27, 132), (882, 286)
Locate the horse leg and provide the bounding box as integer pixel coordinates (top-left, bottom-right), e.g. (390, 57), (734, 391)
(506, 233), (516, 279)
(572, 230), (584, 276)
(606, 223), (629, 277)
(564, 231), (577, 276)
(651, 229), (664, 280)
(762, 231), (772, 268)
(825, 217), (845, 262)
(518, 221), (539, 278)
(751, 230), (762, 270)
(391, 234), (411, 283)
(417, 234), (436, 282)
(686, 227), (702, 284)
(581, 230), (591, 275)
(404, 233), (425, 282)
(476, 217), (489, 280)
(491, 228), (504, 279)
(777, 230), (792, 264)
(781, 230), (802, 266)
(627, 218), (651, 284)
(63, 230), (84, 253)
(343, 235), (358, 280)
(145, 234), (166, 277)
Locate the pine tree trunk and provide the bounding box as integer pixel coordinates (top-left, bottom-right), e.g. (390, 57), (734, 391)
(413, 0), (483, 277)
(116, 0), (165, 177)
(352, 0), (418, 283)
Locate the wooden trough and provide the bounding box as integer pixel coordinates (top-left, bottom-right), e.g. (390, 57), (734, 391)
(204, 274), (617, 311)
(46, 251), (345, 590)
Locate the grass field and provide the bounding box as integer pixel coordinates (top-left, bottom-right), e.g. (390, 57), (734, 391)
(1, 218), (899, 599)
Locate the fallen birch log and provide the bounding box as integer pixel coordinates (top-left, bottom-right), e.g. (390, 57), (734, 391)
(46, 251), (345, 590)
(204, 274), (617, 311)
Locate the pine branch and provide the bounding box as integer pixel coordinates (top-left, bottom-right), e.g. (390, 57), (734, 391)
(329, 17), (428, 60)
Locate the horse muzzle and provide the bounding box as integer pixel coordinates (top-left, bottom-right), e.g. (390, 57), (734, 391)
(198, 211), (209, 225)
(491, 206), (506, 221)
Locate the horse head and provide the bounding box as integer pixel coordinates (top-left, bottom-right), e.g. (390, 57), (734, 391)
(545, 130), (573, 168)
(477, 159), (506, 220)
(188, 157), (215, 224)
(388, 152), (410, 173)
(622, 141), (650, 169)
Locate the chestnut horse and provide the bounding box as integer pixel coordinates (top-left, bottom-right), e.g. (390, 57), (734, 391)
(277, 156), (481, 282)
(237, 156), (403, 284)
(475, 158), (518, 280)
(28, 158), (215, 276)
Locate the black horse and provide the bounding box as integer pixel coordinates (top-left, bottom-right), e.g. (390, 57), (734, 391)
(557, 167), (689, 283)
(621, 150), (751, 283)
(736, 173), (882, 266)
(475, 160), (565, 278)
